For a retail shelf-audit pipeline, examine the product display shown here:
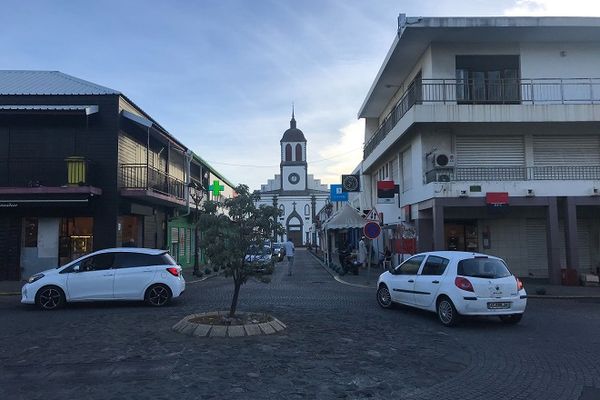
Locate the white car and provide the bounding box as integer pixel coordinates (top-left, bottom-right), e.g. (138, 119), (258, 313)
(376, 251), (527, 326)
(21, 248), (185, 310)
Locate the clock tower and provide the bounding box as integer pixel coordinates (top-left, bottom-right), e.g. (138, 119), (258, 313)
(280, 109), (307, 191)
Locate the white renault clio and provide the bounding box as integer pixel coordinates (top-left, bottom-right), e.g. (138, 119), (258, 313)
(376, 251), (527, 326)
(21, 248), (185, 310)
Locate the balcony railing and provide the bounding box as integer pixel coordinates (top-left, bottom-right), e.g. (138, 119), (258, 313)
(0, 157), (92, 187)
(425, 166), (600, 183)
(364, 78), (600, 158)
(120, 164), (185, 200)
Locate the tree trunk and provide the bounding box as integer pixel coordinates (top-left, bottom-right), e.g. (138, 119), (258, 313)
(229, 277), (242, 317)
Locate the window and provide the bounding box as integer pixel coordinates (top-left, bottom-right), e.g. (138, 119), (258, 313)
(304, 204), (310, 216)
(23, 217), (38, 247)
(113, 252), (176, 268)
(295, 144), (302, 161)
(420, 256), (449, 276)
(80, 253), (114, 271)
(279, 204), (285, 215)
(455, 55), (520, 104)
(187, 228), (192, 264)
(457, 257), (511, 279)
(401, 147), (412, 192)
(396, 255), (424, 275)
(285, 144), (292, 161)
(179, 228), (185, 259)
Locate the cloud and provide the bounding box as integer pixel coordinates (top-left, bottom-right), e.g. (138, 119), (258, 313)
(504, 0), (600, 16)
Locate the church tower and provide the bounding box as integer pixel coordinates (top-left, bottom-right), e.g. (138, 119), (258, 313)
(280, 108), (307, 191)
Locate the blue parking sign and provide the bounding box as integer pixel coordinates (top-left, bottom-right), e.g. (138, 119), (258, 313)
(330, 184), (348, 202)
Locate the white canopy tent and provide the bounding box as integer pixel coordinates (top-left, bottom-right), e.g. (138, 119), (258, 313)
(322, 204), (365, 266)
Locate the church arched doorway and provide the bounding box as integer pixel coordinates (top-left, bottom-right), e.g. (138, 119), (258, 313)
(286, 211), (303, 247)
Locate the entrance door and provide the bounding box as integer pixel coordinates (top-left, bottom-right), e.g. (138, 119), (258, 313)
(287, 216), (303, 246)
(0, 216), (21, 280)
(445, 221), (478, 252)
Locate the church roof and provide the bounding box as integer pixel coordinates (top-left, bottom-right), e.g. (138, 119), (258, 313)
(280, 110), (306, 142)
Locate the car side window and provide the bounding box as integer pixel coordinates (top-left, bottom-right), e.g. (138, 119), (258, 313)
(420, 256), (450, 276)
(80, 253), (114, 272)
(113, 253), (173, 268)
(396, 255), (425, 275)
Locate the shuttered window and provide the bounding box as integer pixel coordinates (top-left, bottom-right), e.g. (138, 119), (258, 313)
(401, 147), (412, 192)
(456, 136), (525, 167)
(533, 135), (600, 166)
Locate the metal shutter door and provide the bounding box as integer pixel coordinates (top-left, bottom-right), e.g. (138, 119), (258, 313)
(526, 219), (548, 279)
(456, 136), (525, 167)
(533, 135), (600, 166)
(577, 220), (592, 273)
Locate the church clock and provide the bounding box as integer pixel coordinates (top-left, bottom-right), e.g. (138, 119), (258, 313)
(288, 173), (300, 185)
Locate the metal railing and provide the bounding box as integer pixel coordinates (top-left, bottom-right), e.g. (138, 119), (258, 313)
(425, 166), (600, 183)
(0, 157), (92, 187)
(364, 78), (600, 158)
(120, 164), (185, 200)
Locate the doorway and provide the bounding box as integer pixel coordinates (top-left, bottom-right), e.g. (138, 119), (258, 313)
(445, 221), (479, 252)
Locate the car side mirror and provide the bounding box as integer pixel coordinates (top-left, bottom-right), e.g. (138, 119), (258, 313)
(388, 264), (396, 274)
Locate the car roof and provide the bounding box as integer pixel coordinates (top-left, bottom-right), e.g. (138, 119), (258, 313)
(412, 251), (502, 261)
(91, 248), (168, 256)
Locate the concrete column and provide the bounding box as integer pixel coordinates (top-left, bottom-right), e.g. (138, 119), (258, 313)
(416, 218), (433, 252)
(564, 197), (579, 272)
(432, 202), (445, 251)
(546, 198), (562, 285)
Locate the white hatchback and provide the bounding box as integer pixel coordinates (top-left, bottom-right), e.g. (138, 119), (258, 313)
(21, 248), (185, 310)
(376, 251), (527, 326)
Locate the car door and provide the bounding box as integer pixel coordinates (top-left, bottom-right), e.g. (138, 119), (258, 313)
(112, 252), (159, 299)
(388, 255), (425, 305)
(66, 253), (115, 300)
(413, 255), (450, 309)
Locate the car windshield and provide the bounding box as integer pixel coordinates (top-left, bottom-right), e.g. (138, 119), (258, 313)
(247, 245), (270, 256)
(457, 258), (511, 279)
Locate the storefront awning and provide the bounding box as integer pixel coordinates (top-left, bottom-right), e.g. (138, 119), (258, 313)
(323, 204), (365, 230)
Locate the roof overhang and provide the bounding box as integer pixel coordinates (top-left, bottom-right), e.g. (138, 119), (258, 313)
(358, 16), (600, 119)
(120, 188), (186, 207)
(0, 105), (99, 115)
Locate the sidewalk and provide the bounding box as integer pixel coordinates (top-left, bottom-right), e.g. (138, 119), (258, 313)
(307, 250), (600, 299)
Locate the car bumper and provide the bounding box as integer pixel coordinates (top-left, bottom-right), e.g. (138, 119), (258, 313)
(21, 284), (35, 304)
(173, 277), (186, 298)
(455, 295), (527, 316)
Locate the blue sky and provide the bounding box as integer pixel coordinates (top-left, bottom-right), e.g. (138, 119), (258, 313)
(1, 0), (596, 189)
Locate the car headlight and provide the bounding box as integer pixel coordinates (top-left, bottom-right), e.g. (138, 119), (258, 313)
(27, 273), (45, 284)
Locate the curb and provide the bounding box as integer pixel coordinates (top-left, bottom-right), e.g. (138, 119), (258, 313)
(307, 251), (373, 289)
(0, 292), (20, 296)
(527, 295), (600, 300)
(173, 311), (287, 338)
(185, 270), (225, 284)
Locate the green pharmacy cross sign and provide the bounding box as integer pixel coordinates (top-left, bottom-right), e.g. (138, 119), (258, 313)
(209, 180), (225, 197)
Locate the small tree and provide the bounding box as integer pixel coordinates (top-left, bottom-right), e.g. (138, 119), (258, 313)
(199, 184), (282, 317)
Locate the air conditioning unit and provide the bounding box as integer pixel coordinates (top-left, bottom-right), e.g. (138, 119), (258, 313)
(435, 172), (452, 182)
(433, 153), (455, 168)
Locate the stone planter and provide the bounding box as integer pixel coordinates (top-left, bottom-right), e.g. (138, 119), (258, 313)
(172, 311), (286, 338)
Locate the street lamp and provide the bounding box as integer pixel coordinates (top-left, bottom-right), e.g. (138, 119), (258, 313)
(189, 180), (205, 276)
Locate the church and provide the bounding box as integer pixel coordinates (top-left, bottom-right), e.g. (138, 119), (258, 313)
(255, 111), (329, 246)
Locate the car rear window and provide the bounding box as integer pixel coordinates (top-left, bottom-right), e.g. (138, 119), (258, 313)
(457, 258), (511, 279)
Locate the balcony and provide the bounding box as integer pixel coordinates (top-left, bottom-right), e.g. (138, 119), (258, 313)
(364, 78), (600, 158)
(119, 164), (185, 205)
(425, 166), (600, 183)
(0, 157), (93, 187)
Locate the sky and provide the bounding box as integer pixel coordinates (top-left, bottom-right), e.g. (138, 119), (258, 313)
(1, 0), (599, 189)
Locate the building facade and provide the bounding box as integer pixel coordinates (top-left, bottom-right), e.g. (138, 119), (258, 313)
(357, 16), (600, 284)
(256, 112), (329, 246)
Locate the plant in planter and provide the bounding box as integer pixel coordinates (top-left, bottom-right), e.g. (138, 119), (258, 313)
(204, 267), (211, 275)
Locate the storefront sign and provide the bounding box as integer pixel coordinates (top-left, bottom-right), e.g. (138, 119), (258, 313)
(486, 192), (509, 207)
(330, 184), (348, 202)
(0, 202), (18, 208)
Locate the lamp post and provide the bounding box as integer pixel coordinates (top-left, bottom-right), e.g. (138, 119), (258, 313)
(190, 180), (205, 276)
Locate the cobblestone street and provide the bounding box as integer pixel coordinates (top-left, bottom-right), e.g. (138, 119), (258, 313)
(1, 249), (600, 400)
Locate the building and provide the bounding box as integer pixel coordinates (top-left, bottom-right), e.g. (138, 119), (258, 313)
(255, 111), (329, 246)
(357, 16), (600, 284)
(0, 70), (234, 280)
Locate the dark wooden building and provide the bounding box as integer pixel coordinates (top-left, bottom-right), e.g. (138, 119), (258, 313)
(0, 70), (191, 280)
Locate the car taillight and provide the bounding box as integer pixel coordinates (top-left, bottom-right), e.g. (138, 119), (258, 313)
(516, 277), (524, 291)
(166, 267), (180, 277)
(455, 276), (474, 292)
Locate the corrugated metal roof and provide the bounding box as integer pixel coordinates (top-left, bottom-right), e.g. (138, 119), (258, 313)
(0, 104), (97, 112)
(0, 70), (119, 95)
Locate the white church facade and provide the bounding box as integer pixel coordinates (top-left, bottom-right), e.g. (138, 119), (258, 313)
(255, 112), (329, 246)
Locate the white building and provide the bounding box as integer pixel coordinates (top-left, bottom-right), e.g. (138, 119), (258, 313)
(358, 15), (600, 284)
(256, 112), (329, 246)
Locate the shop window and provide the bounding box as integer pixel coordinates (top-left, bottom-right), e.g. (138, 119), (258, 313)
(121, 215), (141, 247)
(23, 218), (38, 247)
(59, 217), (93, 265)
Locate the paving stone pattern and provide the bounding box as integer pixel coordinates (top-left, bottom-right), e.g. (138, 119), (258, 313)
(1, 250), (600, 399)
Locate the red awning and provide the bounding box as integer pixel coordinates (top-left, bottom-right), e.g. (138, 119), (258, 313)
(486, 192), (509, 205)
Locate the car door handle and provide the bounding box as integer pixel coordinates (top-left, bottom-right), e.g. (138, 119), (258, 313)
(408, 279), (414, 283)
(143, 269), (153, 272)
(103, 273), (114, 277)
(432, 280), (440, 284)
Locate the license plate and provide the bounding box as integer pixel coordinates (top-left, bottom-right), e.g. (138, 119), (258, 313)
(487, 302), (511, 309)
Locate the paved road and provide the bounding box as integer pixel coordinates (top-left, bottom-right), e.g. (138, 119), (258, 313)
(1, 249), (599, 400)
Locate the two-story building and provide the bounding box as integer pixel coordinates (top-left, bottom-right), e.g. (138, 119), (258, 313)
(358, 16), (600, 284)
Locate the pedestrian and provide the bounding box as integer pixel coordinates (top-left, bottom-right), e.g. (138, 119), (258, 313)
(358, 236), (367, 269)
(284, 237), (295, 276)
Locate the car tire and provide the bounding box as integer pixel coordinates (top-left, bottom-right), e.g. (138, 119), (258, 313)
(35, 285), (66, 311)
(437, 296), (460, 327)
(144, 284), (172, 307)
(499, 314), (523, 324)
(376, 284), (393, 309)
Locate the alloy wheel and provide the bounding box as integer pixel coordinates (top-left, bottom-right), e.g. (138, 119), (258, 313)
(148, 286), (169, 306)
(377, 286), (392, 308)
(438, 300), (453, 325)
(39, 288), (62, 310)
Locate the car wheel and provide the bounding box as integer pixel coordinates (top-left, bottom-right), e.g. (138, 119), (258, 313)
(145, 284), (172, 307)
(437, 296), (460, 327)
(376, 284), (393, 309)
(35, 286), (65, 311)
(499, 314), (523, 324)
